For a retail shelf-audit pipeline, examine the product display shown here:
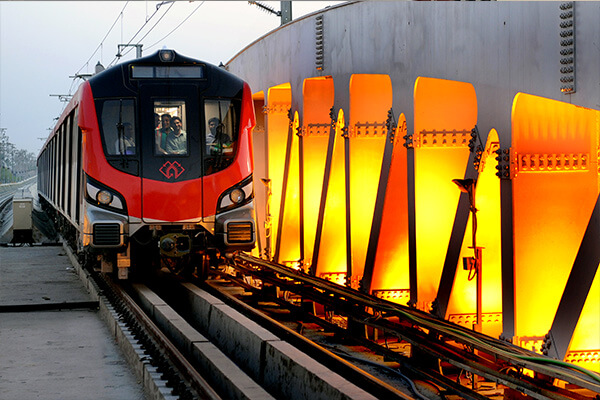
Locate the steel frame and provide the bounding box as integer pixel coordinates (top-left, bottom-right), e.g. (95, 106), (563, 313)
(231, 252), (600, 399)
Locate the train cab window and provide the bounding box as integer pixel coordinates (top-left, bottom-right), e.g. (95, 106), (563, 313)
(154, 100), (188, 155)
(204, 99), (239, 173)
(99, 99), (137, 156)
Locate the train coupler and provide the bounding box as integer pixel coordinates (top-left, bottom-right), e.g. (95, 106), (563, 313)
(116, 244), (131, 279)
(159, 233), (191, 258)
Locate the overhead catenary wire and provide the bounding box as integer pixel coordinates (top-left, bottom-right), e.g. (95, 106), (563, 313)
(63, 1), (130, 101)
(133, 1), (177, 50)
(74, 1), (130, 77)
(145, 1), (205, 51)
(52, 1), (129, 133)
(52, 1), (205, 132)
(107, 0), (175, 67)
(52, 1), (193, 129)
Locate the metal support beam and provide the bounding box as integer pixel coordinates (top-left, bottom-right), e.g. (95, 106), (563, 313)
(431, 154), (480, 318)
(311, 108), (337, 275)
(117, 44), (143, 59)
(545, 191), (600, 360)
(298, 123), (305, 267)
(406, 132), (418, 307)
(273, 109), (294, 263)
(361, 109), (396, 293)
(432, 127), (482, 319)
(344, 125), (352, 287)
(498, 152), (516, 341)
(280, 1), (292, 25)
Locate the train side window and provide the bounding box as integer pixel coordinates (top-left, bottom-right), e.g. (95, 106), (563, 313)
(99, 99), (136, 156)
(153, 100), (188, 156)
(203, 99), (239, 173)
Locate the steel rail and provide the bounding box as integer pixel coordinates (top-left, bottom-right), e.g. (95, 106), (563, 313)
(99, 275), (221, 400)
(217, 269), (490, 400)
(228, 260), (549, 400)
(231, 252), (600, 398)
(202, 277), (415, 400)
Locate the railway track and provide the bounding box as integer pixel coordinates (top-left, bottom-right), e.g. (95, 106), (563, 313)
(64, 238), (600, 399)
(65, 247), (220, 399)
(219, 252), (600, 400)
(146, 273), (416, 400)
(66, 244), (401, 399)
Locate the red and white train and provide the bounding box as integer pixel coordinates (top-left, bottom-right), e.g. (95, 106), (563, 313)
(37, 50), (256, 278)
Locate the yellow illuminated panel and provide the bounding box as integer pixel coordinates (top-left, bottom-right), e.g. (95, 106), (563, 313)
(265, 83), (292, 260)
(348, 74), (392, 288)
(278, 112), (300, 263)
(252, 91), (267, 258)
(447, 129), (502, 338)
(512, 93), (600, 360)
(302, 77), (335, 270)
(315, 109), (347, 278)
(369, 114), (410, 303)
(413, 77), (477, 310)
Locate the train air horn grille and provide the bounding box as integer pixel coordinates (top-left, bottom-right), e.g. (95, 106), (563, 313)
(227, 222), (254, 243)
(93, 223), (121, 246)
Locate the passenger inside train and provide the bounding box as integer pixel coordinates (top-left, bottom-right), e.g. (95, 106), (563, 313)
(155, 113), (172, 155)
(164, 116), (187, 155)
(115, 122), (135, 155)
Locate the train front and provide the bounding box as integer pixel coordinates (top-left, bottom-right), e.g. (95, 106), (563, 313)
(80, 49), (256, 278)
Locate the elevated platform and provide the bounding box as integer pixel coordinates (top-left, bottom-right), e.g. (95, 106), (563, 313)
(0, 245), (146, 400)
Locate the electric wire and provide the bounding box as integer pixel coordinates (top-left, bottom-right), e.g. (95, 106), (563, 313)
(145, 1), (205, 51)
(132, 1), (176, 47)
(384, 299), (600, 386)
(322, 343), (430, 400)
(52, 2), (196, 137)
(74, 1), (129, 77)
(236, 253), (600, 389)
(60, 0), (129, 115)
(106, 1), (171, 67)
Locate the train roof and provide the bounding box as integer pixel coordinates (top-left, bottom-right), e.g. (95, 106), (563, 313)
(39, 50), (246, 157)
(88, 49), (244, 98)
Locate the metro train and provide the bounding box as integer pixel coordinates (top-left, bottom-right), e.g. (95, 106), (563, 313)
(37, 50), (257, 279)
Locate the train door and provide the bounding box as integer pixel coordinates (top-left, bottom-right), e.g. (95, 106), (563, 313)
(139, 84), (204, 222)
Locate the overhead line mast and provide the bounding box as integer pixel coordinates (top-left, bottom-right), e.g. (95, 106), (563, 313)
(248, 1), (292, 25)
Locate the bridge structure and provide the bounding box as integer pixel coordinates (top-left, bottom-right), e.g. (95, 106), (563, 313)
(225, 1), (600, 374)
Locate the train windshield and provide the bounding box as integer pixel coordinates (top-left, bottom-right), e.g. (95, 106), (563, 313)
(153, 100), (188, 155)
(203, 99), (239, 173)
(99, 99), (136, 156)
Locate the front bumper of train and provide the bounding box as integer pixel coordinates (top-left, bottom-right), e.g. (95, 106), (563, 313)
(83, 199), (256, 251)
(82, 203), (128, 249)
(215, 201), (256, 250)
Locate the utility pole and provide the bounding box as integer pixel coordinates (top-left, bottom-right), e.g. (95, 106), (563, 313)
(248, 1), (292, 25)
(280, 1), (292, 25)
(69, 73), (93, 81)
(117, 44), (143, 59)
(49, 94), (73, 102)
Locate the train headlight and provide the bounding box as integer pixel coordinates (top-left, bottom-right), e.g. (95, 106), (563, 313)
(229, 188), (245, 204)
(85, 174), (126, 214)
(218, 175), (254, 213)
(97, 190), (113, 205)
(159, 49), (174, 62)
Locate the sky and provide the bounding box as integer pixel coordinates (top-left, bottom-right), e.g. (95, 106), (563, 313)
(0, 1), (343, 156)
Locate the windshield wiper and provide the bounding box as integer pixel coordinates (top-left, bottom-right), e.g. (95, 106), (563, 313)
(116, 99), (128, 167)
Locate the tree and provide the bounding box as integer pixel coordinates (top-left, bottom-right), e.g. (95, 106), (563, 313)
(0, 130), (36, 183)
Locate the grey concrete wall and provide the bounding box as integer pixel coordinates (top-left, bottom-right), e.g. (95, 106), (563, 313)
(227, 1), (600, 147)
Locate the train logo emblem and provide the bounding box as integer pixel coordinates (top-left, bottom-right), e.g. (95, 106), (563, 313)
(159, 161), (185, 179)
